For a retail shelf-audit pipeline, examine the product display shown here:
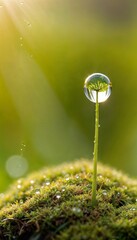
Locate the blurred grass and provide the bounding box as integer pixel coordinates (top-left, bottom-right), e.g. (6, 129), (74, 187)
(0, 0), (137, 191)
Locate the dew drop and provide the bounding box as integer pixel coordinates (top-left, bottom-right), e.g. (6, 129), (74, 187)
(61, 188), (66, 192)
(56, 194), (61, 199)
(98, 174), (103, 178)
(84, 73), (112, 103)
(19, 200), (24, 204)
(45, 180), (50, 186)
(55, 191), (61, 199)
(17, 184), (22, 189)
(30, 180), (35, 185)
(35, 189), (40, 195)
(72, 207), (81, 213)
(130, 207), (136, 211)
(117, 192), (121, 196)
(17, 179), (22, 184)
(102, 190), (107, 196)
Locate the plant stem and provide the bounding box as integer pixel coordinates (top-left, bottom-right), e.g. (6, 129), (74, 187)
(92, 91), (99, 207)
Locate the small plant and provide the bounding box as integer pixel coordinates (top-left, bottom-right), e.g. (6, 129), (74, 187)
(84, 73), (112, 207)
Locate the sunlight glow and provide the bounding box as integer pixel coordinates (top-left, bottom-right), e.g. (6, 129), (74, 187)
(0, 0), (90, 163)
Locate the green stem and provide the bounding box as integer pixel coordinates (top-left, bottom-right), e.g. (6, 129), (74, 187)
(92, 91), (99, 207)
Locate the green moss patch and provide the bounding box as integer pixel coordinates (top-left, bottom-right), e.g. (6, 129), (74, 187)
(0, 160), (136, 240)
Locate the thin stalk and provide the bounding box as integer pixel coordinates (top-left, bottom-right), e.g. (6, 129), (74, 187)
(92, 91), (99, 207)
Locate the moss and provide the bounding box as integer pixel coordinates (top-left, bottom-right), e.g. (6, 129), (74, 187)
(0, 160), (136, 240)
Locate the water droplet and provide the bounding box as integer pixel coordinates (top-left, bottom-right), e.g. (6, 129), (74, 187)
(75, 175), (79, 179)
(17, 184), (22, 189)
(30, 180), (35, 185)
(55, 191), (61, 199)
(45, 180), (50, 186)
(72, 207), (81, 213)
(17, 179), (22, 184)
(130, 207), (136, 211)
(65, 177), (70, 181)
(117, 192), (121, 196)
(98, 174), (103, 178)
(35, 189), (40, 195)
(84, 73), (112, 103)
(61, 188), (66, 192)
(56, 194), (61, 199)
(102, 190), (107, 196)
(19, 200), (24, 204)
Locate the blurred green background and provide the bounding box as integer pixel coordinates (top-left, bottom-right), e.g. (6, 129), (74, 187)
(0, 0), (137, 192)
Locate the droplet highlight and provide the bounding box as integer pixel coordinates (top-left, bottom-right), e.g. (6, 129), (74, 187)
(35, 189), (40, 195)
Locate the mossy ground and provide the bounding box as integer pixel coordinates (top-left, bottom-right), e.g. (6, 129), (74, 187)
(0, 160), (137, 240)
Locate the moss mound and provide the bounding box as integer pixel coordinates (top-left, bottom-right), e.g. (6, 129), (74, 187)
(0, 160), (137, 240)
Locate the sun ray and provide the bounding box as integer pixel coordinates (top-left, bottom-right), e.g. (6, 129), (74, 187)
(0, 0), (90, 163)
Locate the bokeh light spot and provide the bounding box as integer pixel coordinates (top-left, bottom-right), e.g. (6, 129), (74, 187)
(6, 155), (28, 178)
